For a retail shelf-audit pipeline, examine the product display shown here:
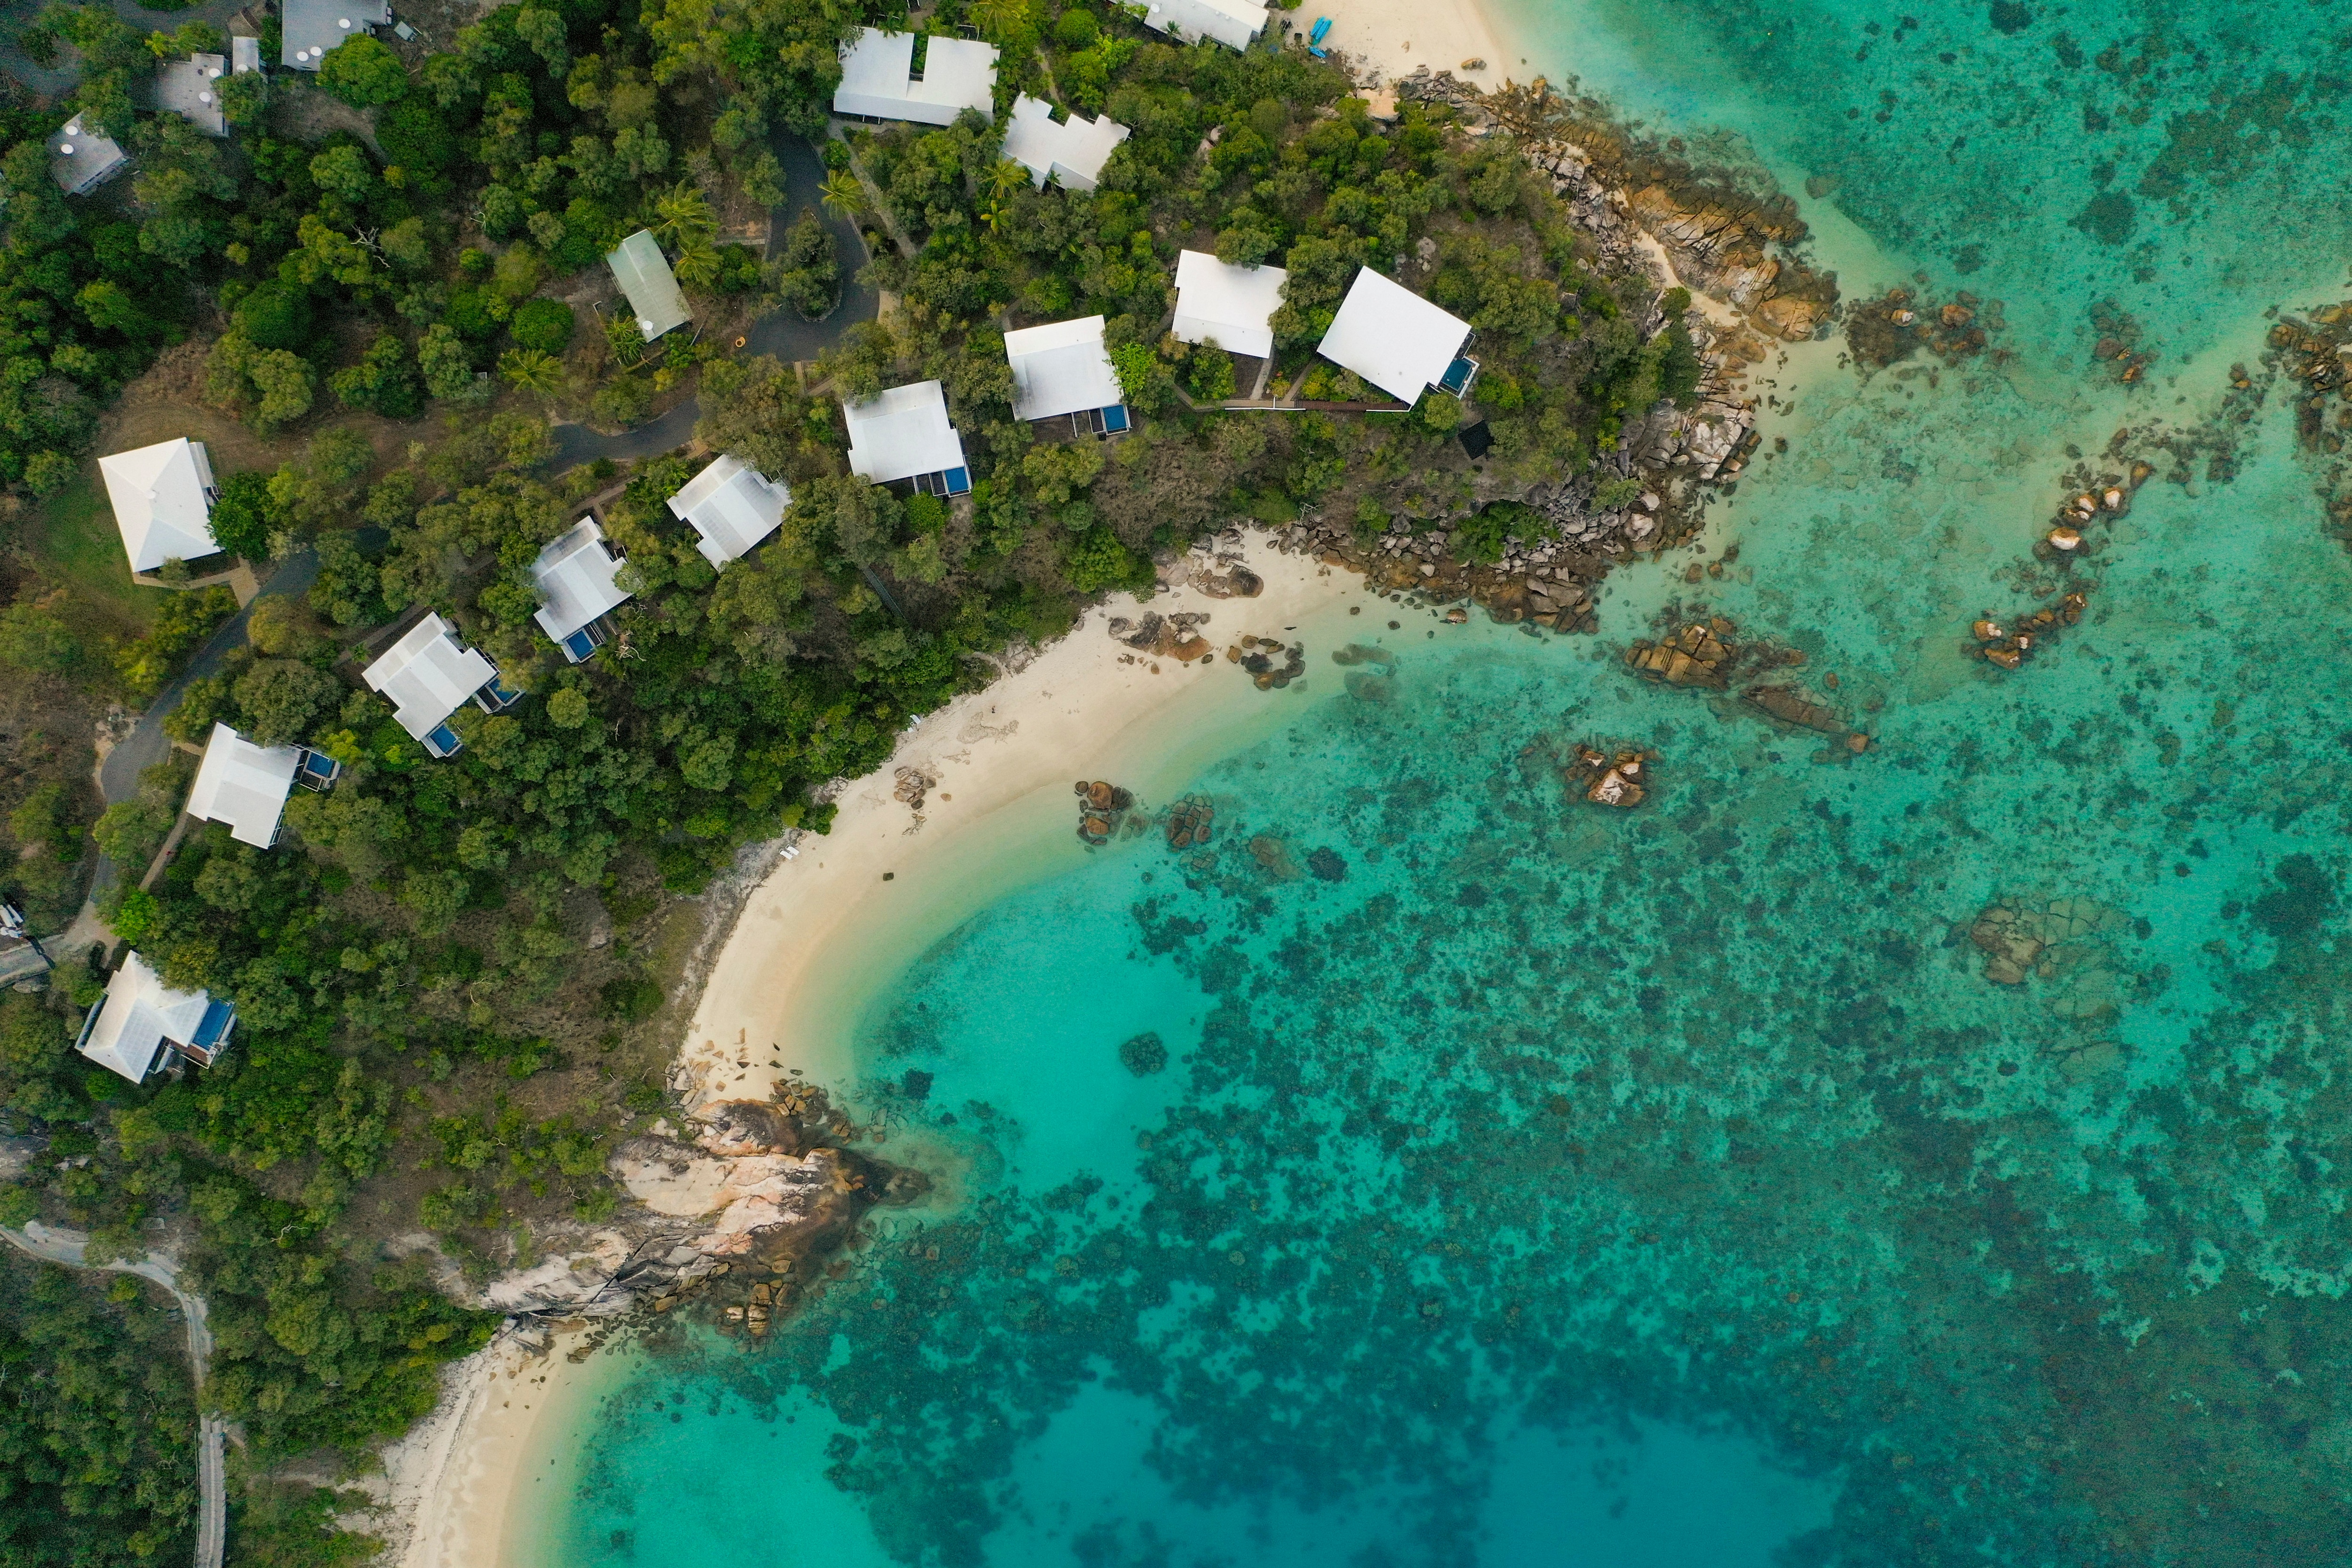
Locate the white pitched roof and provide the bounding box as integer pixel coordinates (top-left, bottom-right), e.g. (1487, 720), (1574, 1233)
(158, 55), (229, 136)
(607, 230), (691, 341)
(282, 0), (390, 69)
(77, 953), (212, 1084)
(48, 116), (127, 196)
(1173, 251), (1287, 360)
(1139, 0), (1267, 50)
(834, 29), (999, 126)
(185, 724), (299, 848)
(531, 519), (633, 644)
(99, 438), (220, 573)
(844, 382), (969, 486)
(667, 455), (790, 568)
(1317, 267), (1472, 403)
(1004, 316), (1122, 422)
(1002, 95), (1129, 191)
(362, 613), (496, 742)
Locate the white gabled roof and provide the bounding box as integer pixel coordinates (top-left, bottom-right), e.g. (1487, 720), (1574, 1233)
(834, 29), (999, 126)
(185, 724), (299, 849)
(844, 382), (969, 486)
(158, 55), (229, 136)
(77, 953), (212, 1084)
(49, 116), (127, 196)
(282, 0), (390, 69)
(1139, 0), (1266, 51)
(1004, 316), (1122, 422)
(362, 612), (496, 743)
(1316, 267), (1472, 403)
(99, 438), (220, 573)
(531, 519), (633, 644)
(1173, 250), (1287, 361)
(667, 455), (790, 568)
(1002, 95), (1129, 192)
(607, 230), (691, 342)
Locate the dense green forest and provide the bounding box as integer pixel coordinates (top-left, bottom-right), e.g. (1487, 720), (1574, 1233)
(0, 0), (1703, 1556)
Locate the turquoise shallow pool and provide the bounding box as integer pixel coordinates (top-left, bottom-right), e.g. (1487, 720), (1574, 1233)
(543, 1), (2352, 1562)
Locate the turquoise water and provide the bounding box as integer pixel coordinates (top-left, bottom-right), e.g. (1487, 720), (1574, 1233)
(546, 2), (2352, 1562)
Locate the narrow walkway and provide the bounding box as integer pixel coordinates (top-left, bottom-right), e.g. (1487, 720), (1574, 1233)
(0, 1221), (222, 1568)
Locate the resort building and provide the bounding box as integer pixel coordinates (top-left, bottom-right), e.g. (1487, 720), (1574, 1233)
(99, 438), (221, 575)
(185, 723), (338, 849)
(75, 952), (235, 1085)
(833, 29), (999, 126)
(361, 612), (517, 758)
(1172, 250), (1287, 360)
(1004, 316), (1129, 433)
(531, 518), (633, 662)
(157, 54), (229, 136)
(1001, 95), (1129, 191)
(1138, 0), (1267, 51)
(667, 455), (791, 568)
(48, 116), (127, 196)
(282, 0), (389, 70)
(607, 229), (692, 342)
(1316, 267), (1477, 404)
(844, 382), (972, 496)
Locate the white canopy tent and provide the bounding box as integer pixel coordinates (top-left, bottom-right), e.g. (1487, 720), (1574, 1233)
(1001, 95), (1129, 191)
(667, 455), (791, 568)
(185, 724), (300, 849)
(1315, 267), (1473, 404)
(1004, 316), (1124, 422)
(844, 382), (971, 491)
(531, 519), (633, 661)
(1139, 0), (1267, 51)
(607, 229), (692, 341)
(1172, 250), (1287, 361)
(99, 438), (220, 573)
(833, 29), (999, 126)
(76, 953), (234, 1084)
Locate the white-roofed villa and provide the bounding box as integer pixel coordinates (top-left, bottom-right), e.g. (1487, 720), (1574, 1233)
(1002, 95), (1129, 192)
(607, 229), (692, 342)
(360, 612), (519, 759)
(1138, 0), (1268, 51)
(99, 438), (223, 578)
(667, 455), (791, 568)
(1003, 315), (1129, 436)
(1172, 249), (1287, 361)
(282, 0), (390, 70)
(532, 518), (634, 662)
(184, 724), (340, 850)
(76, 952), (235, 1084)
(1315, 266), (1478, 405)
(157, 53), (230, 136)
(833, 29), (999, 126)
(843, 381), (973, 497)
(48, 115), (127, 195)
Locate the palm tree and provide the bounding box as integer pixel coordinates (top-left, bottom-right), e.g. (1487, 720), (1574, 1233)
(968, 0), (1029, 41)
(988, 159), (1029, 202)
(674, 244), (723, 292)
(651, 181), (717, 249)
(819, 168), (868, 221)
(498, 348), (562, 398)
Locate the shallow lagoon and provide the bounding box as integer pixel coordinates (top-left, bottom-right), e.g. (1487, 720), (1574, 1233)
(539, 0), (2352, 1561)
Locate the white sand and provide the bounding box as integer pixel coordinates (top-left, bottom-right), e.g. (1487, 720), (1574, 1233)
(381, 1327), (605, 1568)
(1302, 0), (1522, 92)
(680, 533), (1363, 1109)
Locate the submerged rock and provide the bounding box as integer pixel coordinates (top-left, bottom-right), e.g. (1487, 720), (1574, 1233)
(1118, 1031), (1168, 1076)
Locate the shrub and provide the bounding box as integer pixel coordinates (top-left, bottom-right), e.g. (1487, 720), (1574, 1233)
(509, 299), (576, 354)
(1054, 8), (1098, 47)
(209, 471), (282, 561)
(233, 281), (312, 352)
(316, 35), (410, 108)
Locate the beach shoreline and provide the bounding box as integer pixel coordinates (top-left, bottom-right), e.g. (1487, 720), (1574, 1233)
(1301, 0), (1524, 95)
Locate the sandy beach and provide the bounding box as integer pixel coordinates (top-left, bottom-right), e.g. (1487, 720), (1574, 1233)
(1303, 0), (1522, 92)
(679, 533), (1363, 1108)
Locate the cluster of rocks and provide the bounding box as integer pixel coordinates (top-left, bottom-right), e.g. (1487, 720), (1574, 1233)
(2090, 298), (2157, 384)
(1228, 635), (1306, 688)
(1107, 609), (1216, 663)
(1073, 779), (1137, 845)
(891, 765), (936, 812)
(1844, 287), (2002, 369)
(1165, 793), (1216, 849)
(1155, 538), (1264, 598)
(1569, 744), (1653, 808)
(1623, 609), (1871, 752)
(1970, 589), (2087, 670)
(2035, 470), (2144, 561)
(2267, 307), (2352, 452)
